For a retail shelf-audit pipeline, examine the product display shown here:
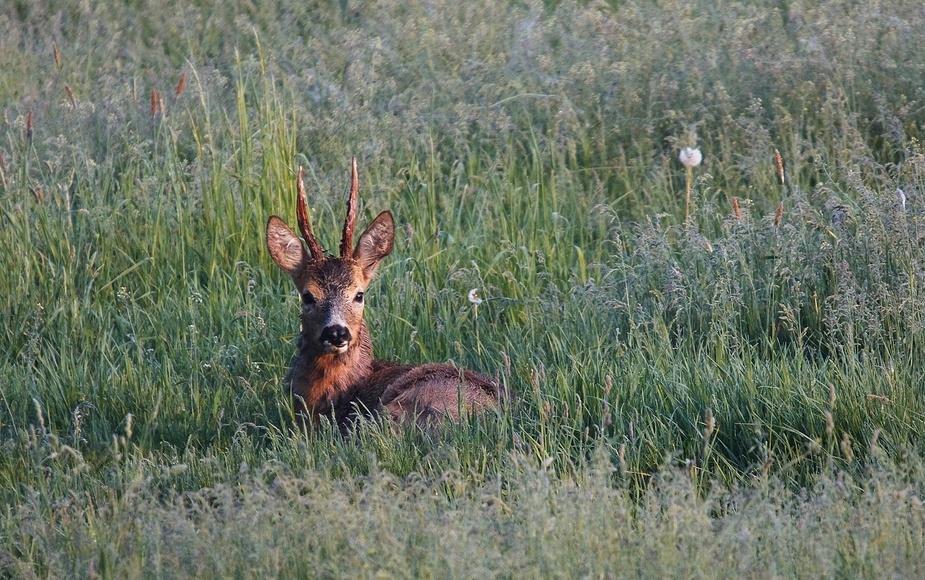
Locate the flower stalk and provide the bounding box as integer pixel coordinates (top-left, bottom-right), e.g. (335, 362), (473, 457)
(679, 147), (702, 219)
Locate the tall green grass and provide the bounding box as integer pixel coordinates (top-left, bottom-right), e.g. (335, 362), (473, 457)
(2, 0), (925, 574)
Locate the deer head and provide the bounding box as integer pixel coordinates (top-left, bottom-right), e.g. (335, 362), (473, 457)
(266, 158), (395, 356)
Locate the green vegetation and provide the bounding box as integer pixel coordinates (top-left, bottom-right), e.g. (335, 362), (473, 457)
(2, 0), (925, 575)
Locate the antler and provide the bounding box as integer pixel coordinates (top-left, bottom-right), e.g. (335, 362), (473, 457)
(296, 166), (325, 260)
(340, 157), (359, 257)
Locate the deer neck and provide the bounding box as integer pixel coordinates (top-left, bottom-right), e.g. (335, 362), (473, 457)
(291, 322), (374, 417)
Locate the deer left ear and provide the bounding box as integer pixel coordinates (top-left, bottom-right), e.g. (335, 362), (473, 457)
(353, 211), (394, 280)
(267, 216), (309, 277)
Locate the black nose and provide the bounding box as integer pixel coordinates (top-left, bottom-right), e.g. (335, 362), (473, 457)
(320, 325), (351, 347)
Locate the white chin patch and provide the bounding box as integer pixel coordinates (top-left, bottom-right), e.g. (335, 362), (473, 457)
(322, 342), (349, 354)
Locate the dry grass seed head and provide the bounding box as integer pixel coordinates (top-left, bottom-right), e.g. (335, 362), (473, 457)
(774, 148), (784, 184)
(65, 85), (76, 108)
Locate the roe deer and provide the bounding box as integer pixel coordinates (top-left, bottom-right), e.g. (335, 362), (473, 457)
(266, 159), (501, 432)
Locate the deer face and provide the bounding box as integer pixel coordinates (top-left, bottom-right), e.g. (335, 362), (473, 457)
(266, 161), (394, 355)
(297, 259), (367, 353)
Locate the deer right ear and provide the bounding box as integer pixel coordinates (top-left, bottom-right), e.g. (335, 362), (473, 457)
(266, 216), (310, 276)
(353, 211), (395, 280)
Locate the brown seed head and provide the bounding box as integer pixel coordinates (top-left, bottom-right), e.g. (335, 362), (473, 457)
(870, 428), (882, 454)
(774, 201), (783, 227)
(840, 432), (853, 461)
(732, 196), (740, 219)
(176, 72), (186, 96)
(53, 43), (61, 68)
(150, 89), (160, 116)
(65, 85), (76, 108)
(26, 111), (34, 143)
(704, 407), (715, 438)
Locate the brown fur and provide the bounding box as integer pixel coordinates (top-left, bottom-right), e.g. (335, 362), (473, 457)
(267, 162), (501, 433)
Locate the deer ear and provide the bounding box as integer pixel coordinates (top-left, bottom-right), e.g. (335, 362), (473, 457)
(353, 211), (394, 280)
(267, 216), (309, 276)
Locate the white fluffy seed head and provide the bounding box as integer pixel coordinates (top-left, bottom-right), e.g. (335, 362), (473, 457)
(679, 147), (703, 168)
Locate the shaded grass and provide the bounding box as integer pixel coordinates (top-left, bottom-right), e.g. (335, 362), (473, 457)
(4, 445), (925, 578)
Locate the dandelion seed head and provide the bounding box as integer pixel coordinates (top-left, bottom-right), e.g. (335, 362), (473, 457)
(679, 147), (702, 168)
(467, 288), (483, 306)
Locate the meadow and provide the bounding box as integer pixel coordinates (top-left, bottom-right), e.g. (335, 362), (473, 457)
(2, 0), (925, 576)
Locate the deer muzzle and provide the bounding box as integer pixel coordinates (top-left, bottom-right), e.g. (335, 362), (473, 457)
(319, 324), (352, 353)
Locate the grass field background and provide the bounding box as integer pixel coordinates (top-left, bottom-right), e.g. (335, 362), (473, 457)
(3, 0), (925, 575)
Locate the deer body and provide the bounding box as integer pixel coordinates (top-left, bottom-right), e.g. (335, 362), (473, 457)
(267, 160), (500, 431)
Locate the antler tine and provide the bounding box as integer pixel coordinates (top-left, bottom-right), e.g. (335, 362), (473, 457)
(340, 157), (359, 257)
(296, 166), (325, 260)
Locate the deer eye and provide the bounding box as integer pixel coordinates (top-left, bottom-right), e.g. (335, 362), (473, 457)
(354, 291), (364, 303)
(301, 292), (316, 307)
